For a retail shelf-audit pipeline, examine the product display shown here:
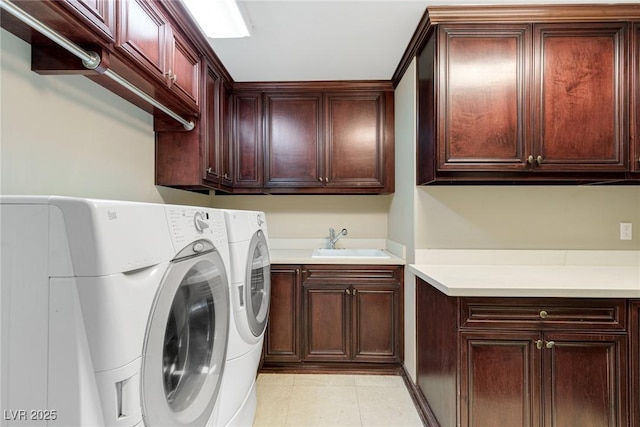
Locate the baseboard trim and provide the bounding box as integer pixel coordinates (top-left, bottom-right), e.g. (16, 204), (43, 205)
(399, 366), (440, 427)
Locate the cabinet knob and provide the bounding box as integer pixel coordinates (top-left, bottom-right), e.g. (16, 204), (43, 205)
(527, 155), (543, 166)
(345, 289), (351, 295)
(224, 173), (230, 180)
(539, 310), (548, 319)
(535, 339), (543, 350)
(207, 167), (213, 174)
(325, 177), (329, 182)
(318, 177), (323, 182)
(545, 341), (555, 349)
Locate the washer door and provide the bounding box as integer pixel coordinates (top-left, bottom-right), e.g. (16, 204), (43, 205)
(141, 244), (229, 427)
(243, 230), (271, 337)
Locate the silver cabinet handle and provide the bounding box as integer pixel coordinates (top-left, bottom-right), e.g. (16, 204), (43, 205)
(318, 177), (322, 182)
(539, 310), (548, 319)
(536, 155), (543, 165)
(535, 339), (543, 350)
(207, 167), (212, 173)
(546, 341), (555, 349)
(345, 289), (351, 295)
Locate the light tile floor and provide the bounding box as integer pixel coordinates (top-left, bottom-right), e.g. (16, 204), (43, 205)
(253, 374), (424, 427)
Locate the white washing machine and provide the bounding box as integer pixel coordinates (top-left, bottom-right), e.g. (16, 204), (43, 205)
(210, 210), (271, 427)
(0, 196), (231, 427)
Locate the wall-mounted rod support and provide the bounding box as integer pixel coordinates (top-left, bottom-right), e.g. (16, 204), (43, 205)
(0, 0), (195, 131)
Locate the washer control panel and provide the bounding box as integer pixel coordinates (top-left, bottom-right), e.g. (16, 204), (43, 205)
(166, 207), (227, 251)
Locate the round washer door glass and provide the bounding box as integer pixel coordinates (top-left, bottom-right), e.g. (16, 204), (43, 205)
(245, 229), (270, 337)
(141, 247), (229, 427)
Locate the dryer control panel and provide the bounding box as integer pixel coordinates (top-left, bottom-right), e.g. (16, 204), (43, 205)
(165, 207), (227, 252)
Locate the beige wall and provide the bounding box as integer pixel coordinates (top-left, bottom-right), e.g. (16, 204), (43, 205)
(1, 29), (209, 207)
(389, 59), (417, 382)
(416, 186), (640, 250)
(211, 195), (390, 239)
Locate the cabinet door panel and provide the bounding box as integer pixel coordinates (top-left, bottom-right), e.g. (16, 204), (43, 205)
(265, 94), (323, 187)
(204, 65), (221, 183)
(352, 288), (397, 361)
(232, 93), (263, 188)
(304, 287), (350, 361)
(168, 29), (200, 106)
(117, 0), (167, 79)
(64, 0), (115, 41)
(533, 24), (628, 171)
(325, 93), (384, 187)
(543, 333), (628, 427)
(265, 266), (301, 362)
(438, 25), (530, 170)
(460, 331), (541, 427)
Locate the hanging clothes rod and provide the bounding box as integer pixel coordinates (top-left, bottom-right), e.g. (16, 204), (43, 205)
(0, 0), (195, 131)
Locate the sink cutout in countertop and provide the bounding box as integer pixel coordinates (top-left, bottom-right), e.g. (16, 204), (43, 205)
(311, 248), (391, 258)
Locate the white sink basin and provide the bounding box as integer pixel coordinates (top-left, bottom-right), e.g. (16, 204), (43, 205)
(311, 248), (390, 258)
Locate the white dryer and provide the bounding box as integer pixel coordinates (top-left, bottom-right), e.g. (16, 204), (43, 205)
(0, 196), (231, 427)
(210, 210), (271, 427)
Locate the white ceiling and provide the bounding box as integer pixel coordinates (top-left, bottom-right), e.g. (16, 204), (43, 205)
(207, 0), (640, 82)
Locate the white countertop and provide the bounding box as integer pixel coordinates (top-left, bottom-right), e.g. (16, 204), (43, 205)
(410, 250), (640, 298)
(269, 238), (406, 265)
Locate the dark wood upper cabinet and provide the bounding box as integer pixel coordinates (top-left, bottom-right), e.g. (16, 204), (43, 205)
(116, 0), (200, 110)
(532, 23), (627, 172)
(62, 0), (115, 42)
(203, 63), (232, 188)
(233, 83), (394, 194)
(416, 7), (637, 184)
(437, 24), (530, 172)
(232, 92), (263, 190)
(155, 59), (231, 192)
(264, 93), (323, 189)
(325, 92), (391, 190)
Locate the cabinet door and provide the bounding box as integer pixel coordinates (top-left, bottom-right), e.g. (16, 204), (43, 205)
(352, 285), (400, 362)
(632, 24), (640, 174)
(437, 24), (530, 171)
(264, 93), (323, 188)
(116, 0), (168, 82)
(542, 333), (628, 427)
(63, 0), (115, 42)
(532, 23), (628, 172)
(220, 81), (233, 187)
(232, 92), (263, 188)
(204, 64), (222, 184)
(166, 26), (200, 107)
(460, 331), (541, 427)
(265, 266), (302, 363)
(631, 301), (640, 427)
(203, 69), (231, 188)
(324, 92), (387, 188)
(303, 285), (351, 361)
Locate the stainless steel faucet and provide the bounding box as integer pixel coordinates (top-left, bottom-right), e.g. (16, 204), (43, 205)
(329, 227), (348, 249)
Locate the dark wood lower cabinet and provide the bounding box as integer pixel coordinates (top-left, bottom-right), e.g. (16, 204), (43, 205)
(263, 264), (403, 370)
(417, 277), (630, 427)
(265, 265), (302, 362)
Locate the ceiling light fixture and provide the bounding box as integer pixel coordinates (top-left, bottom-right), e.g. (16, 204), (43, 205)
(182, 0), (251, 39)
